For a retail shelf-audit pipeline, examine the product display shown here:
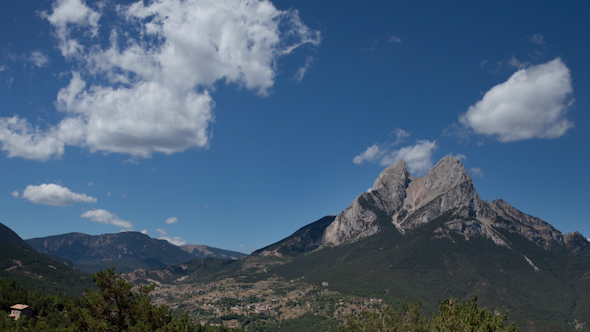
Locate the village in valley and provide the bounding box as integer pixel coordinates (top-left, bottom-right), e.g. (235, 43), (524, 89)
(144, 275), (384, 328)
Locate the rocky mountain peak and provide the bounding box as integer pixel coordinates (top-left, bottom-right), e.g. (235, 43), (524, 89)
(392, 156), (487, 230)
(371, 160), (410, 192)
(322, 156), (491, 246)
(320, 155), (587, 259)
(322, 160), (412, 246)
(423, 156), (472, 192)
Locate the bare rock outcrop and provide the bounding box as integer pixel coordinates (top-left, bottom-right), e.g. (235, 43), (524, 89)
(321, 156), (585, 255)
(322, 160), (410, 245)
(322, 156), (495, 245)
(392, 157), (491, 230)
(490, 199), (589, 252)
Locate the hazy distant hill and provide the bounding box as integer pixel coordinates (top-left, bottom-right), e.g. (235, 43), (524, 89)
(179, 244), (247, 260)
(26, 231), (197, 273)
(129, 157), (590, 332)
(0, 223), (93, 296)
(26, 231), (247, 274)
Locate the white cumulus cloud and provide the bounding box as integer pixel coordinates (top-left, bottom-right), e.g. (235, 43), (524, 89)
(165, 217), (178, 225)
(20, 183), (97, 206)
(0, 0), (320, 161)
(460, 58), (574, 142)
(81, 209), (133, 229)
(11, 190), (19, 198)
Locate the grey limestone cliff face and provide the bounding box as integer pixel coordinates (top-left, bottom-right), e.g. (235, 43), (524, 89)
(320, 155), (587, 258)
(322, 156), (505, 246)
(490, 199), (588, 252)
(322, 160), (410, 246)
(392, 156), (491, 231)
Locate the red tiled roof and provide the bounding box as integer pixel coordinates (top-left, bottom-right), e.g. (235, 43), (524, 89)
(10, 304), (33, 310)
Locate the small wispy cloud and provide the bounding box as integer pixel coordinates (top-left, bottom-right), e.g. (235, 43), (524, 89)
(447, 153), (466, 161)
(28, 51), (50, 68)
(353, 129), (438, 176)
(387, 35), (402, 44)
(293, 56), (315, 83)
(159, 236), (186, 246)
(507, 55), (529, 69)
(527, 33), (546, 46)
(81, 209), (133, 229)
(165, 217), (178, 225)
(470, 167), (484, 178)
(353, 128), (410, 165)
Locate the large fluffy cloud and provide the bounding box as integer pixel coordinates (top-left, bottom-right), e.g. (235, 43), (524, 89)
(81, 209), (133, 229)
(0, 0), (320, 161)
(460, 58), (574, 142)
(19, 183), (97, 206)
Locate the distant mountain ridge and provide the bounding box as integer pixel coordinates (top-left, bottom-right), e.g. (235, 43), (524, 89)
(26, 231), (247, 274)
(27, 232), (198, 273)
(179, 244), (247, 260)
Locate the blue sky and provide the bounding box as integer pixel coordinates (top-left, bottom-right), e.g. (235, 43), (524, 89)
(1, 0), (588, 253)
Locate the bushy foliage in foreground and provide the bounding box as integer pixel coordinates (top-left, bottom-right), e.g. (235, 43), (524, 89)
(0, 279), (74, 331)
(0, 268), (242, 332)
(71, 267), (242, 332)
(339, 296), (520, 332)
